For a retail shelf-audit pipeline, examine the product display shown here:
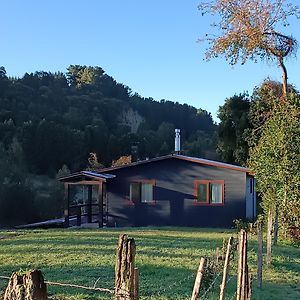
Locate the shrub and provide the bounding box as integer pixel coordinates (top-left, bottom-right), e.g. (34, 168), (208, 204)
(0, 182), (36, 226)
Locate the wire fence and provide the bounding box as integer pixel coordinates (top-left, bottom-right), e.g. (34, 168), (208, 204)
(0, 234), (258, 300)
(0, 260), (237, 300)
(0, 274), (115, 295)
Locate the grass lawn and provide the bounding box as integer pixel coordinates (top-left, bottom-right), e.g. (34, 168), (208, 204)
(0, 227), (299, 299)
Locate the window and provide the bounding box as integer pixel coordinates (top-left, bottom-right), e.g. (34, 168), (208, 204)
(194, 180), (224, 205)
(196, 182), (209, 203)
(129, 180), (155, 203)
(249, 178), (253, 194)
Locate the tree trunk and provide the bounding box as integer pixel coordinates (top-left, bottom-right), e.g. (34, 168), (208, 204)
(273, 205), (279, 246)
(4, 270), (47, 300)
(266, 209), (273, 266)
(257, 220), (263, 289)
(278, 57), (288, 98)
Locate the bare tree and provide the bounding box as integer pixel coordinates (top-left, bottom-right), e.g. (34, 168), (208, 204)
(199, 0), (299, 97)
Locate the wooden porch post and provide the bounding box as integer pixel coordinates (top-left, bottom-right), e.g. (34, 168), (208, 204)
(87, 185), (92, 223)
(64, 183), (70, 228)
(98, 183), (103, 228)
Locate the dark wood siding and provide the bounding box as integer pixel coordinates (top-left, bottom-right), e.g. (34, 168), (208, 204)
(106, 157), (246, 228)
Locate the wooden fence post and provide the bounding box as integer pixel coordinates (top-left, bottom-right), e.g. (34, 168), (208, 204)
(219, 236), (234, 300)
(236, 230), (248, 300)
(133, 267), (139, 300)
(191, 257), (206, 300)
(115, 234), (136, 300)
(266, 209), (273, 265)
(247, 274), (253, 300)
(257, 220), (263, 289)
(4, 270), (47, 300)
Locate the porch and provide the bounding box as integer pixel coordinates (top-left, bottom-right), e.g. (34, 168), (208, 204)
(58, 171), (115, 228)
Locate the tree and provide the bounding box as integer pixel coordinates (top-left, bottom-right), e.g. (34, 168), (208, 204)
(112, 155), (132, 167)
(0, 66), (9, 95)
(248, 93), (300, 234)
(67, 65), (104, 88)
(0, 66), (6, 78)
(247, 80), (298, 144)
(199, 0), (299, 96)
(0, 141), (36, 226)
(87, 152), (104, 171)
(217, 93), (250, 165)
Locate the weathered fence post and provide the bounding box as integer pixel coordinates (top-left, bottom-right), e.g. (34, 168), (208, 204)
(115, 234), (136, 300)
(257, 220), (263, 289)
(236, 230), (247, 300)
(133, 267), (139, 300)
(266, 209), (273, 265)
(191, 257), (206, 300)
(247, 273), (253, 300)
(219, 236), (234, 300)
(4, 270), (47, 300)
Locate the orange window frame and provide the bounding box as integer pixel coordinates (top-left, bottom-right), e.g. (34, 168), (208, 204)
(194, 180), (225, 206)
(194, 180), (210, 204)
(128, 179), (156, 205)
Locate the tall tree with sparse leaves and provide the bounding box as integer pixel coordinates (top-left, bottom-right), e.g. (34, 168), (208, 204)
(198, 0), (299, 97)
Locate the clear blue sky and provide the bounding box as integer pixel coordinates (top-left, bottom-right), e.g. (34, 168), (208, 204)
(1, 0), (299, 121)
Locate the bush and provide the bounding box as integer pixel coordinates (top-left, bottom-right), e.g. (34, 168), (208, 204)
(288, 227), (300, 246)
(0, 182), (37, 226)
(233, 218), (255, 233)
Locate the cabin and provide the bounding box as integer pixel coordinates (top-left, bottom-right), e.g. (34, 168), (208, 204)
(59, 154), (256, 228)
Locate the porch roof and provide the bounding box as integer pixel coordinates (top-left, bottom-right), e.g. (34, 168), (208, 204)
(58, 170), (116, 183)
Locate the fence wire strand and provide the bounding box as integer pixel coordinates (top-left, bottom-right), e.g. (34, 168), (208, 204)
(0, 234), (260, 299)
(0, 275), (114, 295)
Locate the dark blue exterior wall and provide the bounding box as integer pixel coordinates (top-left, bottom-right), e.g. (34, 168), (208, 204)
(105, 157), (247, 228)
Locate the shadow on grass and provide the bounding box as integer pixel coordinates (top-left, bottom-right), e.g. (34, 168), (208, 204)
(251, 280), (300, 300)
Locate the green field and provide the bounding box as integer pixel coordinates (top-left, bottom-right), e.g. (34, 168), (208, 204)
(0, 227), (299, 300)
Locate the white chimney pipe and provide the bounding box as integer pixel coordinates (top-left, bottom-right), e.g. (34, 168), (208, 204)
(175, 129), (181, 153)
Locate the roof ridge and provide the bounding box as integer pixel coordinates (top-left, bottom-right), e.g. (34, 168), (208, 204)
(99, 154), (251, 174)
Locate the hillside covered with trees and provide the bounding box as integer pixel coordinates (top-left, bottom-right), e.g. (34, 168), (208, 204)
(0, 65), (217, 172)
(0, 65), (217, 225)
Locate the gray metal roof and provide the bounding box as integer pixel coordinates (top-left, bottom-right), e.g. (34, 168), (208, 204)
(58, 170), (116, 182)
(81, 171), (116, 179)
(174, 155), (250, 172)
(99, 154), (252, 174)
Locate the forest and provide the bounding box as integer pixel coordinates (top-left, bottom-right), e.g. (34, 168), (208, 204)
(0, 65), (217, 225)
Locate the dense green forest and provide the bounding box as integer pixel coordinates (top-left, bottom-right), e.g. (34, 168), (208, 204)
(0, 65), (217, 225)
(0, 65), (217, 171)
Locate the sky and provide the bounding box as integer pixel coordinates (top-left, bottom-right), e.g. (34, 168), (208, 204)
(1, 0), (300, 122)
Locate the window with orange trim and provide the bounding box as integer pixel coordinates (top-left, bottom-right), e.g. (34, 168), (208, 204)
(129, 180), (155, 204)
(194, 180), (224, 205)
